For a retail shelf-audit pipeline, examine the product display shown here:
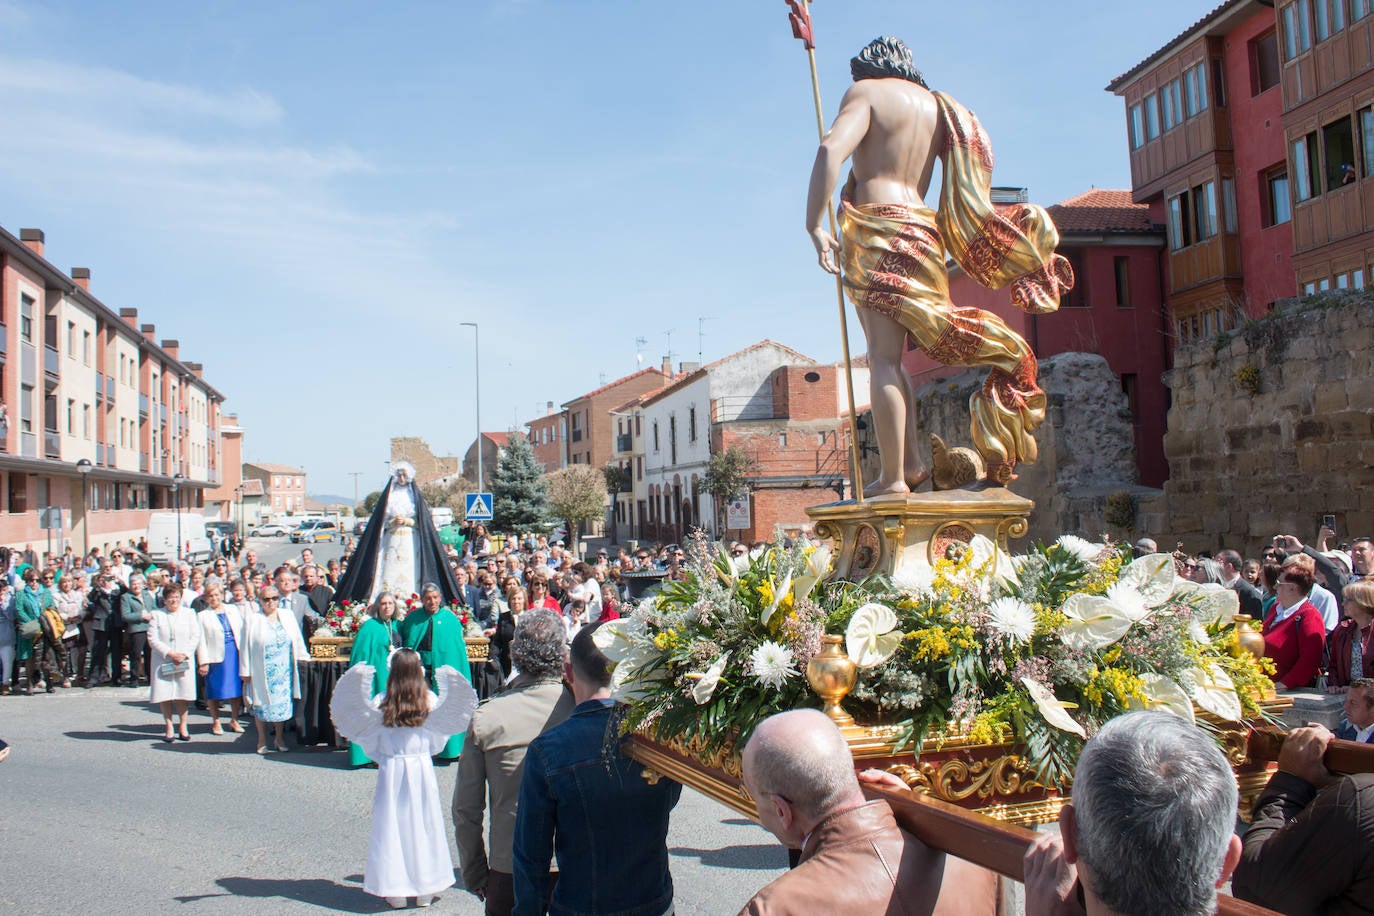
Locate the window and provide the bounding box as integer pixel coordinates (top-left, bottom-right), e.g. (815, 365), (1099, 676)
(1292, 132), (1318, 201)
(1193, 181), (1218, 240)
(652, 421), (660, 452)
(20, 294), (34, 342)
(82, 330), (90, 365)
(1129, 104), (1146, 148)
(634, 414), (641, 436)
(1324, 116), (1357, 191)
(19, 385), (32, 433)
(669, 416), (677, 464)
(273, 475), (281, 487)
(1161, 80), (1182, 131)
(1267, 168), (1292, 225)
(1319, 277), (1332, 291)
(1303, 281), (1318, 294)
(8, 474), (27, 513)
(1254, 31), (1281, 94)
(66, 322), (76, 357)
(82, 404), (90, 439)
(1315, 0), (1345, 41)
(1114, 257), (1131, 307)
(778, 432), (788, 447)
(1144, 94), (1160, 139)
(66, 398), (74, 434)
(1284, 0), (1314, 59)
(688, 406), (697, 442)
(636, 456), (643, 481)
(1121, 374), (1139, 422)
(1356, 0), (1373, 20)
(1222, 177), (1238, 233)
(1168, 191), (1192, 249)
(1183, 63), (1208, 117)
(1212, 58), (1228, 107)
(1357, 268), (1368, 289)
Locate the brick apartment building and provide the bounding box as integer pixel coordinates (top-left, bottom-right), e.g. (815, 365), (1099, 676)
(0, 225), (226, 554)
(1108, 0), (1374, 340)
(242, 462), (306, 517)
(202, 413), (243, 522)
(930, 190), (1172, 486)
(526, 403), (564, 472)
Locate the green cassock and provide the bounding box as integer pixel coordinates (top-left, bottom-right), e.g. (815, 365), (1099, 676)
(397, 607), (471, 760)
(346, 616), (399, 768)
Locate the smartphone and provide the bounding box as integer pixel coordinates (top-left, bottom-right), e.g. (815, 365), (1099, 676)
(1323, 514), (1337, 536)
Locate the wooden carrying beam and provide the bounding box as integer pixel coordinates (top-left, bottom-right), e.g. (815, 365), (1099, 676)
(1247, 727), (1374, 774)
(864, 784), (1280, 916)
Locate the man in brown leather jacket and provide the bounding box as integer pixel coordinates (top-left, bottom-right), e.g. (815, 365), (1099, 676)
(738, 709), (999, 915)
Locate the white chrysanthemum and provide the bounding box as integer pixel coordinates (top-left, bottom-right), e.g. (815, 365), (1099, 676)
(749, 641), (797, 690)
(1055, 535), (1105, 564)
(891, 563), (936, 595)
(1104, 582), (1149, 622)
(987, 597), (1036, 644)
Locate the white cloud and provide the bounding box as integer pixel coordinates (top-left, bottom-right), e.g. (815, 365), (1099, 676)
(0, 56), (284, 128)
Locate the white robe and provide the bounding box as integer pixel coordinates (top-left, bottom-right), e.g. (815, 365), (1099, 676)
(148, 605), (203, 704)
(331, 664), (477, 899)
(372, 485), (418, 602)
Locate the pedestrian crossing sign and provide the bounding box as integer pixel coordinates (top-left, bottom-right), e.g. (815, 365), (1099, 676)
(464, 492), (494, 521)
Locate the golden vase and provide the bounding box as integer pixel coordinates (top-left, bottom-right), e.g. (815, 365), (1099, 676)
(807, 634), (858, 727)
(1233, 615), (1266, 662)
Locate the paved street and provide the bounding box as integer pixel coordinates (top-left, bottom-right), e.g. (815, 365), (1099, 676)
(0, 636), (787, 914)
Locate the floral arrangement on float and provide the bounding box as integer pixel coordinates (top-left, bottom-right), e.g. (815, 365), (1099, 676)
(313, 599), (371, 639)
(596, 533), (1277, 787)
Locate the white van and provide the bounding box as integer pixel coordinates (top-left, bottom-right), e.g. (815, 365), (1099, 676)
(146, 512), (213, 565)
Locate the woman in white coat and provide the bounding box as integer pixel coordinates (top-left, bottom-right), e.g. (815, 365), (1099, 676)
(195, 580), (245, 735)
(147, 582), (203, 743)
(238, 584), (308, 755)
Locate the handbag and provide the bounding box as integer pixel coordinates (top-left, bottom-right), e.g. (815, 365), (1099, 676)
(158, 658), (191, 678)
(19, 618), (41, 639)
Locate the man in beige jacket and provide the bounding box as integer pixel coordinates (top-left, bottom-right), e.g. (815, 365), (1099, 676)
(454, 609), (573, 915)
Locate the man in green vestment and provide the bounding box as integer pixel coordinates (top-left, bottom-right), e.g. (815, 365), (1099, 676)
(346, 592), (402, 767)
(398, 582), (471, 761)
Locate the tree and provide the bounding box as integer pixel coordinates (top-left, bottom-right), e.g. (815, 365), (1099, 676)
(544, 465), (608, 555)
(703, 444), (758, 535)
(489, 433), (548, 533)
(361, 490), (384, 517)
(603, 462), (632, 545)
(420, 476), (475, 510)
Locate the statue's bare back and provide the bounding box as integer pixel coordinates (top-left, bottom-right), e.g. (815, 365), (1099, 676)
(846, 79), (944, 209)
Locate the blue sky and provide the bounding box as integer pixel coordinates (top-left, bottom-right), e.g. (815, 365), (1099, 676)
(0, 0), (1210, 497)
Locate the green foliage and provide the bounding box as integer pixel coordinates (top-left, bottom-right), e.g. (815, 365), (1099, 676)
(1104, 491), (1136, 531)
(361, 490), (383, 516)
(420, 476), (475, 510)
(703, 445), (757, 502)
(544, 464), (608, 551)
(489, 433), (548, 533)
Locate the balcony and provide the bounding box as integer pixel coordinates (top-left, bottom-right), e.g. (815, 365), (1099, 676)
(21, 432), (36, 458)
(140, 453), (148, 472)
(0, 323), (6, 354)
(139, 394), (149, 415)
(104, 375), (114, 399)
(95, 375), (104, 403)
(43, 346), (59, 379)
(160, 404), (167, 423)
(44, 430), (60, 459)
(616, 433), (633, 453)
(96, 443), (105, 465)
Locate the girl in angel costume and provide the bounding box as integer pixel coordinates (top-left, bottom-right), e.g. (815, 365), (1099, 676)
(331, 649), (477, 909)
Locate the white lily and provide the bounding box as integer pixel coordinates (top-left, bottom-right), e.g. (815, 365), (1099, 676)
(1183, 663), (1242, 721)
(608, 643), (663, 703)
(791, 544), (833, 603)
(592, 618), (649, 664)
(967, 534), (1017, 588)
(1117, 553), (1177, 606)
(690, 653), (730, 705)
(1190, 583), (1239, 627)
(846, 602), (904, 668)
(760, 569), (793, 628)
(1020, 677), (1086, 737)
(1059, 593), (1135, 650)
(1131, 673), (1196, 723)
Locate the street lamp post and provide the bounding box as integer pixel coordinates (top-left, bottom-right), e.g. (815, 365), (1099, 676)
(76, 458), (93, 557)
(172, 473), (186, 564)
(460, 322), (482, 491)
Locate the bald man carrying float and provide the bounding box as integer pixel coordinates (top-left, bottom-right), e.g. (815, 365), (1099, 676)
(739, 709), (999, 915)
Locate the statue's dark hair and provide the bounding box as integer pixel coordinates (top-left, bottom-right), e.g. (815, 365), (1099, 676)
(851, 37), (928, 88)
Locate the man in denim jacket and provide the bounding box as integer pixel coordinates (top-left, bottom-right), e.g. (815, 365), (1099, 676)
(512, 623), (681, 915)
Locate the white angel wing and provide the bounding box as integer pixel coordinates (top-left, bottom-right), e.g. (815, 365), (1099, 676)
(425, 665), (479, 739)
(330, 664), (384, 741)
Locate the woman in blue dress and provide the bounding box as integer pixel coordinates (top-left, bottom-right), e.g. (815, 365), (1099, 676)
(195, 581), (245, 735)
(239, 585), (307, 755)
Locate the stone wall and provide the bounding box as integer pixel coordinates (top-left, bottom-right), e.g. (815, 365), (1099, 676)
(1161, 292), (1374, 556)
(859, 352), (1143, 547)
(391, 436), (461, 485)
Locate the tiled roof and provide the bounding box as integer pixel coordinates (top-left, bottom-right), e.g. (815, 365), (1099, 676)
(1107, 0), (1254, 92)
(239, 480), (265, 497)
(608, 388), (667, 414)
(481, 431), (510, 446)
(562, 366), (670, 407)
(640, 339), (816, 408)
(1047, 189), (1157, 233)
(244, 462), (305, 475)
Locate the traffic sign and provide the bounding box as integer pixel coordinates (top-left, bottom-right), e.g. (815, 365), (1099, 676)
(464, 492), (494, 521)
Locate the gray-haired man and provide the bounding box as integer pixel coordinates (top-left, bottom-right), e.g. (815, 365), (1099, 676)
(454, 609), (573, 915)
(1024, 711), (1242, 916)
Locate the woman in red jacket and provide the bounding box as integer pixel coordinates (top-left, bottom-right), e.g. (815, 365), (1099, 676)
(1262, 566), (1326, 689)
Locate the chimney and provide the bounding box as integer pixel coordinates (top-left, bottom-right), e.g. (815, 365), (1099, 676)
(661, 356), (672, 376)
(71, 267), (91, 291)
(184, 361), (203, 378)
(119, 308), (139, 327)
(545, 401), (554, 415)
(160, 339), (180, 360)
(140, 323), (156, 343)
(19, 228), (44, 256)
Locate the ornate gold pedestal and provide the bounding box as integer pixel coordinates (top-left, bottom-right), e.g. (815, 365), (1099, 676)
(806, 488), (1034, 580)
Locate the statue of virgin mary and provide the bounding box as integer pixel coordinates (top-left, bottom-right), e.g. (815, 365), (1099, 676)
(333, 461), (463, 606)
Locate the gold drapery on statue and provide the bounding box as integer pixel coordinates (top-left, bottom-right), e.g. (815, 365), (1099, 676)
(838, 91), (1074, 485)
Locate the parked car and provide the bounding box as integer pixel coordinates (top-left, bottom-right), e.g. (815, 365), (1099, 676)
(250, 523), (291, 538)
(290, 519), (339, 543)
(146, 512), (214, 564)
(205, 521), (236, 540)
